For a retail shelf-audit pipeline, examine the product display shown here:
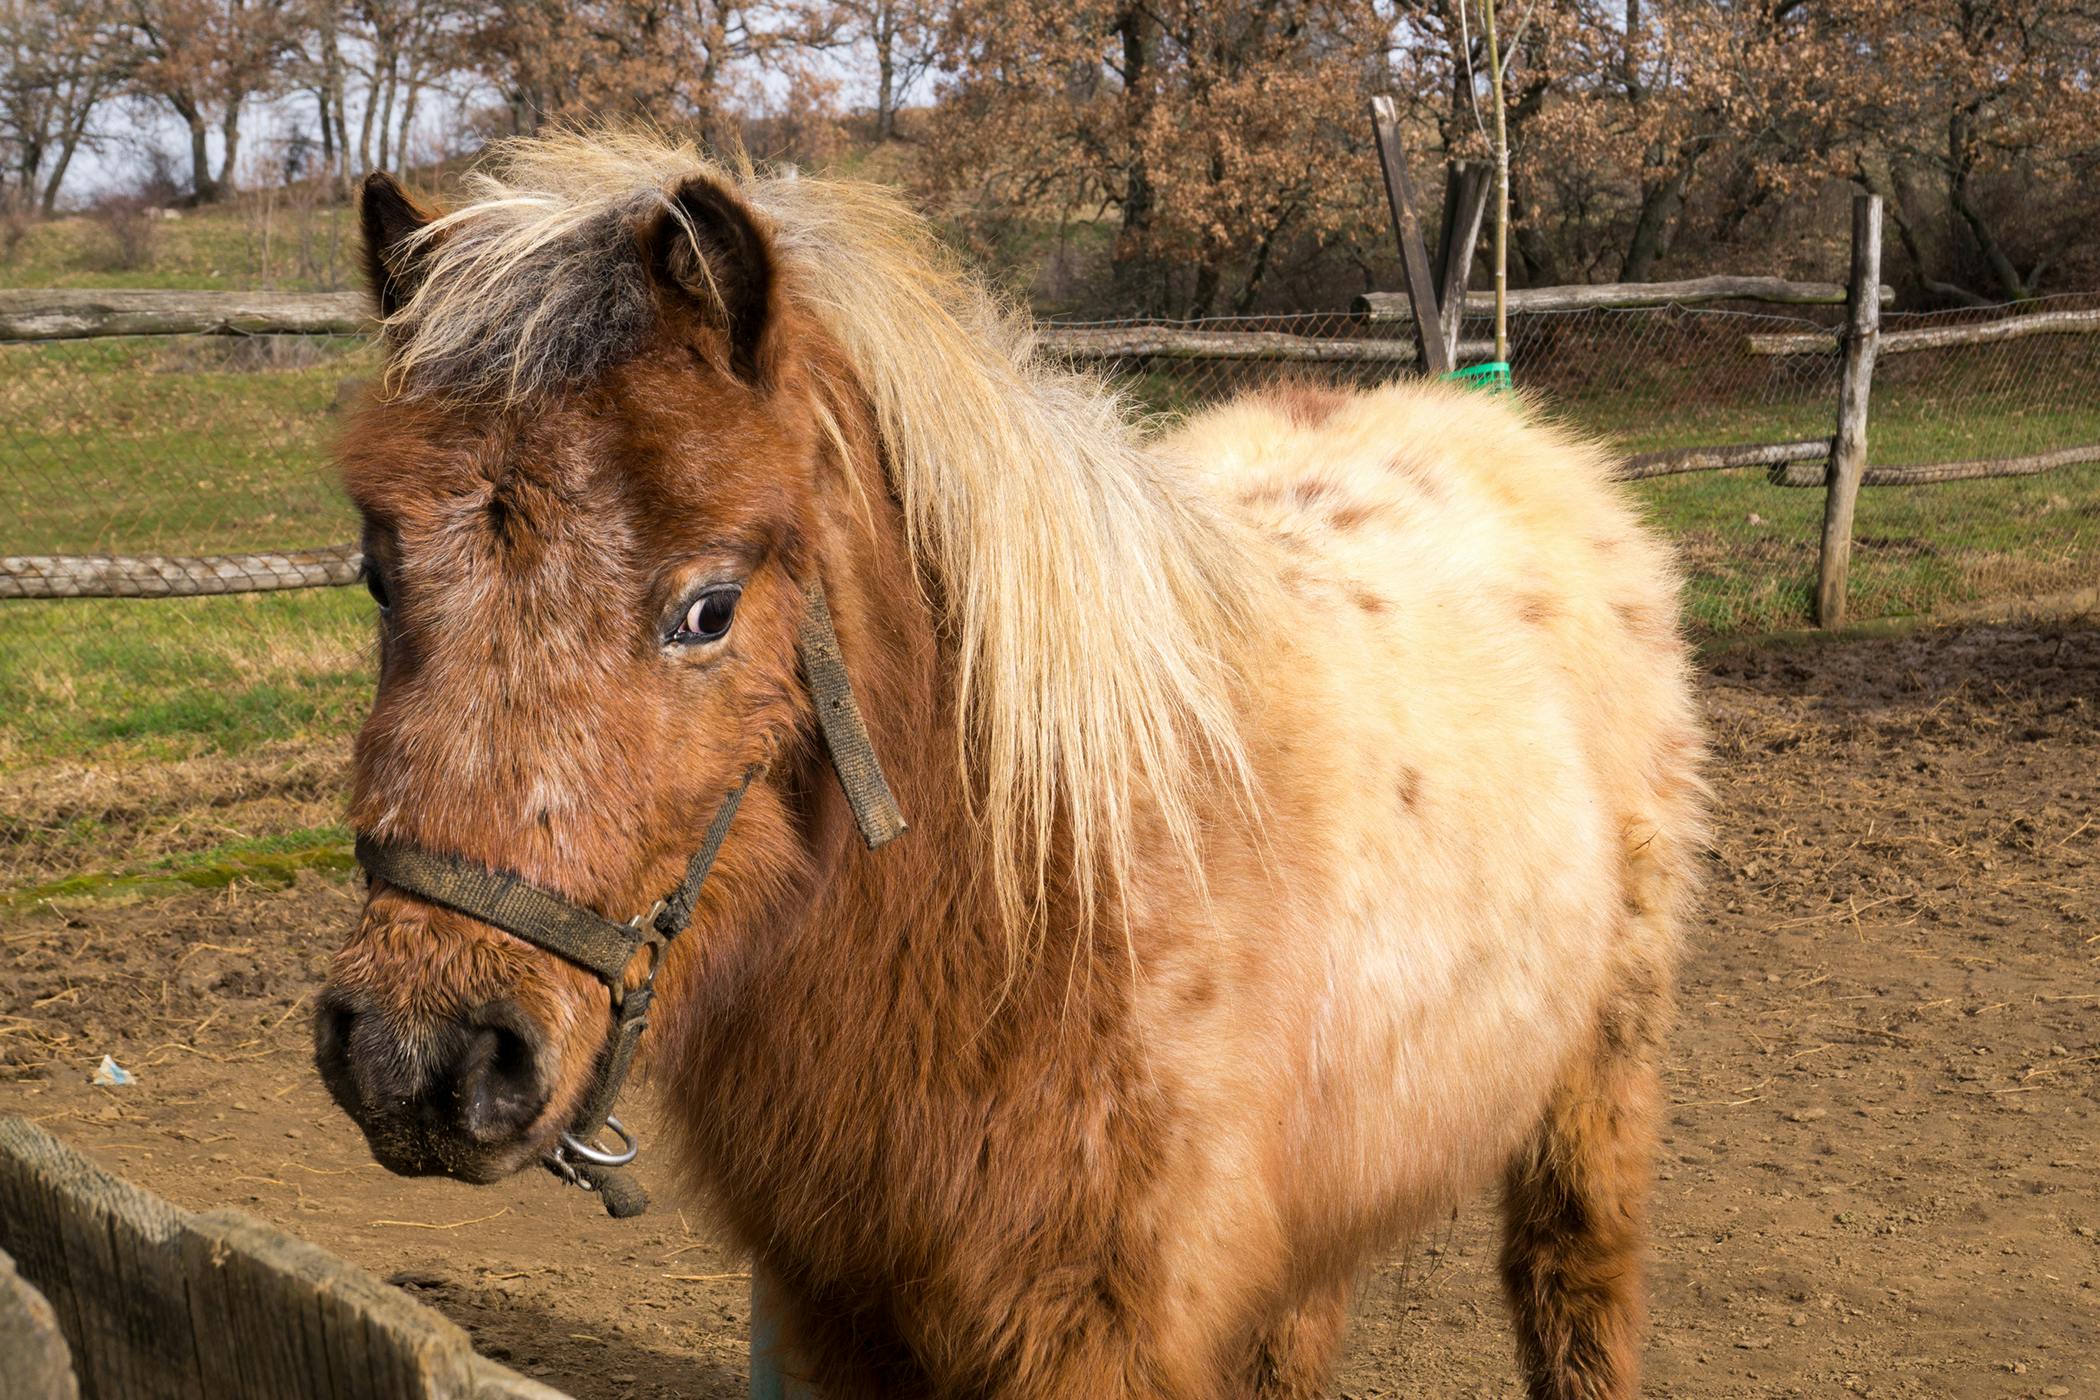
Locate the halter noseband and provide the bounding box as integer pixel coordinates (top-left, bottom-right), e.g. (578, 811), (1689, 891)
(352, 580), (906, 1217)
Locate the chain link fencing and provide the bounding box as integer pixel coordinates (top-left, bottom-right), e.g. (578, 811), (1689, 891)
(1048, 295), (2100, 635)
(4, 294), (2097, 890)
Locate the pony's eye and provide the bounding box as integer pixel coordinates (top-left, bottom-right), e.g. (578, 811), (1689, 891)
(671, 586), (741, 646)
(363, 562), (391, 613)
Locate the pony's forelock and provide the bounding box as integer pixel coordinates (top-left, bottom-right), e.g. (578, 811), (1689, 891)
(380, 129), (1269, 960)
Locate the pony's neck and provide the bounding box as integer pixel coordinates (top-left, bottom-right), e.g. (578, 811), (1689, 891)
(652, 336), (1159, 1279)
(795, 363), (1099, 1003)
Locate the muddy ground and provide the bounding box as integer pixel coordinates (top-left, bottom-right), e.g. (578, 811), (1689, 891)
(3, 619), (2096, 1398)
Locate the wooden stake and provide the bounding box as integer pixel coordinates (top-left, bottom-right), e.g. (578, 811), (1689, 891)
(1816, 194), (1883, 629)
(1369, 95), (1452, 376)
(1434, 161), (1491, 368)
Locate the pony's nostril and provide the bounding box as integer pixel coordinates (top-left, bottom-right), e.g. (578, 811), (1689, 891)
(312, 990), (363, 1090)
(451, 1004), (550, 1145)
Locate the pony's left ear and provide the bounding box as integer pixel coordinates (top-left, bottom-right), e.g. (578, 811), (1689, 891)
(359, 172), (440, 319)
(646, 175), (778, 386)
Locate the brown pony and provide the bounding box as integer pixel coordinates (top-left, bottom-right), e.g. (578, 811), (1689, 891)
(316, 131), (1704, 1399)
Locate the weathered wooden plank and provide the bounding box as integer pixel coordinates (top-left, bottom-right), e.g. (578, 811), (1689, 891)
(1038, 327), (1426, 364)
(0, 290), (369, 341)
(1354, 276), (1894, 322)
(1368, 96), (1451, 375)
(0, 1245), (77, 1400)
(0, 547), (364, 600)
(1817, 196), (1884, 629)
(1433, 162), (1491, 368)
(0, 1119), (570, 1400)
(1746, 305), (2100, 357)
(1767, 443), (2100, 488)
(0, 1116), (207, 1399)
(1614, 439), (1830, 481)
(183, 1210), (526, 1400)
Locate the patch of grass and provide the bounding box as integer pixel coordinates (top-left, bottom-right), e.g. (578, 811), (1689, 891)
(1553, 357), (2100, 633)
(4, 823), (353, 908)
(1, 336), (368, 557)
(0, 589), (375, 768)
(0, 204), (356, 292)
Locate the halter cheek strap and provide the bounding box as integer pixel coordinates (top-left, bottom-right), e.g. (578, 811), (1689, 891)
(352, 579), (905, 1217)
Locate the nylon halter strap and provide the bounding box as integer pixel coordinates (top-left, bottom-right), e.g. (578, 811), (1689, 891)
(352, 579), (906, 1218)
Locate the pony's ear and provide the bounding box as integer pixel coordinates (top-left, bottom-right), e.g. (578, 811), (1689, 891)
(645, 175), (777, 385)
(359, 172), (437, 319)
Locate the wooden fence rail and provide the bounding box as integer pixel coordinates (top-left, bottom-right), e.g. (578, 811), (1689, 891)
(0, 290), (370, 340)
(1616, 439), (1831, 481)
(0, 547), (365, 600)
(1746, 306), (2100, 357)
(0, 1116), (567, 1400)
(1354, 275), (1895, 323)
(0, 289), (1457, 366)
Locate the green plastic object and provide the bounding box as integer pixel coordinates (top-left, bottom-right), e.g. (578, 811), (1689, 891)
(1441, 361), (1512, 391)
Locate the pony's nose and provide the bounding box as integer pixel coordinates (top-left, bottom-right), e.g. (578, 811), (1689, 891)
(313, 988), (553, 1146)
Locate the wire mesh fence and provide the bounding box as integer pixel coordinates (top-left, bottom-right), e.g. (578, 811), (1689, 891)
(1047, 296), (2100, 635)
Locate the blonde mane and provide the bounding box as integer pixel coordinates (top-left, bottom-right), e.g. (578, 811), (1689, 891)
(383, 131), (1267, 951)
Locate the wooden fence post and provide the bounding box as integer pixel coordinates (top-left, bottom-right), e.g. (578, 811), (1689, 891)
(1433, 161), (1491, 369)
(1368, 95), (1452, 376)
(1816, 194), (1883, 629)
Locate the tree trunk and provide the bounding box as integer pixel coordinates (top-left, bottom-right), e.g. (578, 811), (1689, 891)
(357, 48), (382, 176)
(1110, 5), (1159, 313)
(1620, 162), (1689, 282)
(396, 76), (421, 170)
(40, 144), (78, 215)
(185, 108), (215, 202)
(218, 99), (243, 195)
(1188, 261), (1221, 320)
(1509, 172), (1553, 286)
(317, 17), (340, 178)
(376, 58), (399, 172)
(876, 41), (896, 141)
(1945, 131), (2029, 303)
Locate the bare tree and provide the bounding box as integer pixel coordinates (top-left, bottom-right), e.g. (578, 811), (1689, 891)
(831, 0), (937, 140)
(0, 0), (131, 213)
(128, 0), (304, 200)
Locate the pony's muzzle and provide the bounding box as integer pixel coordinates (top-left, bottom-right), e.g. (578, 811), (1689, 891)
(313, 988), (557, 1179)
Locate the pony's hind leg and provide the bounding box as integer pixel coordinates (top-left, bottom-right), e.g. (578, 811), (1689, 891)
(1497, 1018), (1663, 1400)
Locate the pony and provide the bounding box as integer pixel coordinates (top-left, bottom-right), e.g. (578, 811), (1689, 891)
(313, 130), (1704, 1399)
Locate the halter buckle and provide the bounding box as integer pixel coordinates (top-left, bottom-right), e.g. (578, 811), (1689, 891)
(556, 1115), (640, 1169)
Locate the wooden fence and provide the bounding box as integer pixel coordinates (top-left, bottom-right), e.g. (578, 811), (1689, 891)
(0, 1116), (568, 1400)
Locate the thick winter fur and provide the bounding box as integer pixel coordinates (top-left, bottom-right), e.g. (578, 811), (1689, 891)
(322, 133), (1704, 1398)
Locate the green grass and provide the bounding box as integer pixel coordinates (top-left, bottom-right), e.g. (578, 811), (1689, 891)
(2, 336), (368, 556)
(1, 204), (358, 292)
(1551, 343), (2100, 634)
(0, 589), (376, 767)
(6, 264), (2099, 757)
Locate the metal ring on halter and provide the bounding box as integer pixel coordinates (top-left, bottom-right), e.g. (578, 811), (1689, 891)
(559, 1115), (639, 1167)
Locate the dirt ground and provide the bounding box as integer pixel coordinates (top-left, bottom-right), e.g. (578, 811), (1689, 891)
(3, 619), (2096, 1399)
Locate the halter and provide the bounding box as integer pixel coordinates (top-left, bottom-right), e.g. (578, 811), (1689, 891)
(353, 580), (906, 1217)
